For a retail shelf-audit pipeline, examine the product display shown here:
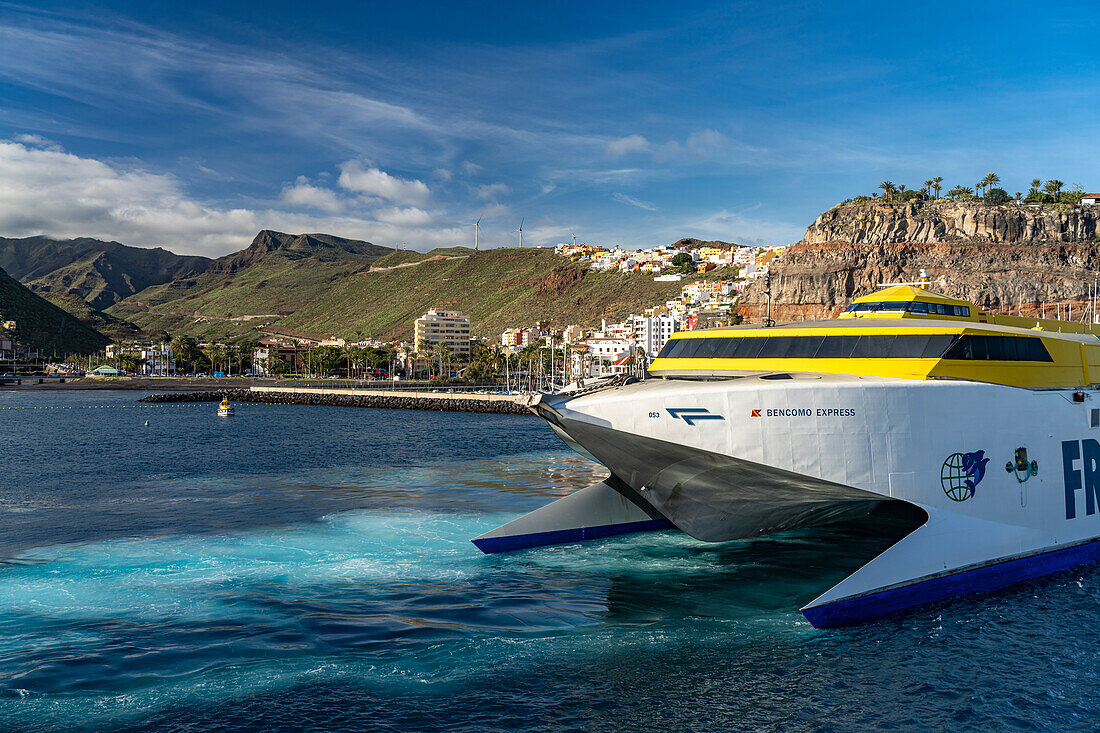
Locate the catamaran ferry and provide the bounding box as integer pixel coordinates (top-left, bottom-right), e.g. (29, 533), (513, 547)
(473, 276), (1100, 627)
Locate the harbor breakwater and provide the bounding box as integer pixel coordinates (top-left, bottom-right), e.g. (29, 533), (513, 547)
(140, 386), (535, 415)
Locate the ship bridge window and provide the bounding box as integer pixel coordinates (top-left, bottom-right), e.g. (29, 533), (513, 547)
(942, 335), (1052, 362)
(656, 333), (957, 360)
(843, 301), (971, 317)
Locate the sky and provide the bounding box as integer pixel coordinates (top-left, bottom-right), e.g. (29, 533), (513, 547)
(0, 1), (1098, 257)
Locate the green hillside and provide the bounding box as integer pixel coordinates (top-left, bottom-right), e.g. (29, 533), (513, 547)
(0, 266), (110, 354)
(0, 235), (212, 309)
(39, 291), (143, 341)
(108, 243), (705, 342)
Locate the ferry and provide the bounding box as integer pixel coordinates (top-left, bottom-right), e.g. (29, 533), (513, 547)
(473, 275), (1100, 627)
(217, 398), (234, 417)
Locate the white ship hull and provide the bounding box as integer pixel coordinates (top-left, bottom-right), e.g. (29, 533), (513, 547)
(473, 374), (1100, 626)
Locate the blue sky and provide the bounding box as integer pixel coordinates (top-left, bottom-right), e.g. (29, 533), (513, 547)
(0, 1), (1098, 256)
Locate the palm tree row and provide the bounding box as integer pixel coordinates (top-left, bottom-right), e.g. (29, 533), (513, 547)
(865, 173), (1082, 204)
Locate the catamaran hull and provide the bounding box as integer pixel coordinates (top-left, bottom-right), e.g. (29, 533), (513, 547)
(474, 374), (1100, 627)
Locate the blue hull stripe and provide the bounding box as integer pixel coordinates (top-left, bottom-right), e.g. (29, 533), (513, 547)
(472, 518), (675, 554)
(803, 536), (1100, 628)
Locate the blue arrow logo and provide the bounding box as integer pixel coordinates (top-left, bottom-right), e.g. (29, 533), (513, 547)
(666, 407), (725, 426)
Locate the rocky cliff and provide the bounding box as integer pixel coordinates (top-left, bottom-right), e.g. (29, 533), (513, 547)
(740, 201), (1100, 322)
(805, 200), (1100, 246)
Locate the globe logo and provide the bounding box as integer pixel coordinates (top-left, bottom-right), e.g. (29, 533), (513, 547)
(940, 450), (989, 502)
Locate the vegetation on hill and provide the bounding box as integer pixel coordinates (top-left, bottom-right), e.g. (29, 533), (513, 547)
(38, 291), (143, 340)
(107, 245), (705, 342)
(0, 266), (109, 354)
(838, 174), (1090, 208)
(0, 235), (212, 309)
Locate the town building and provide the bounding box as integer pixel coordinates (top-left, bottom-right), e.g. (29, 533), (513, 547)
(632, 314), (680, 357)
(562, 324), (586, 344)
(1083, 194), (1100, 205)
(414, 309), (472, 355)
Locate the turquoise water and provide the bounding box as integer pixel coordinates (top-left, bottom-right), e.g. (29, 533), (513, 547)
(1, 390), (1098, 731)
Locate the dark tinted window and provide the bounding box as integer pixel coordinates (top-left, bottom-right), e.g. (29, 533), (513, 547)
(657, 339), (680, 358)
(879, 301), (907, 311)
(887, 333), (956, 358)
(816, 335), (859, 358)
(943, 335), (1052, 362)
(732, 337), (766, 358)
(787, 335), (825, 358)
(658, 333), (959, 360)
(1017, 337), (1051, 361)
(851, 334), (897, 358)
(693, 338), (722, 358)
(758, 337), (794, 358)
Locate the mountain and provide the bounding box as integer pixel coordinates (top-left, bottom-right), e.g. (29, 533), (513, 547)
(38, 290), (143, 341)
(210, 230), (394, 273)
(107, 236), (699, 342)
(0, 235), (213, 310)
(738, 200), (1100, 322)
(0, 265), (109, 354)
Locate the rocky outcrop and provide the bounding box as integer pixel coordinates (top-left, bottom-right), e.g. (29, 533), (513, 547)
(806, 200), (1100, 245)
(740, 201), (1100, 322)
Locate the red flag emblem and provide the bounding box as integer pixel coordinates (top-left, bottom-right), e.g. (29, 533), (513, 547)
(750, 409), (761, 417)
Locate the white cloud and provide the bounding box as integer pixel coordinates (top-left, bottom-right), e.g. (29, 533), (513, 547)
(12, 133), (62, 151)
(280, 176), (344, 213)
(337, 160), (431, 206)
(433, 168), (453, 181)
(373, 206), (432, 226)
(0, 139), (470, 255)
(461, 161), (482, 176)
(612, 192), (657, 211)
(475, 182), (510, 200)
(605, 134), (649, 157)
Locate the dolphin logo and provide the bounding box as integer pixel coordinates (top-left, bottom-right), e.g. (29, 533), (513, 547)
(961, 450), (989, 496)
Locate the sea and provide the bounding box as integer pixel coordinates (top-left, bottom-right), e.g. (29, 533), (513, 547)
(1, 389), (1098, 732)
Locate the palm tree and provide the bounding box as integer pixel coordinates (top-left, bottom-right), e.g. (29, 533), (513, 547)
(1044, 179), (1064, 201)
(923, 179), (934, 196)
(982, 172), (1000, 191)
(1030, 179), (1042, 195)
(961, 186), (975, 198)
(976, 180), (986, 197)
(932, 176), (943, 199)
(878, 181), (895, 200)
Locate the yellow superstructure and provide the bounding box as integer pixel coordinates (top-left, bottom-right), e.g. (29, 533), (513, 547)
(650, 285), (1100, 389)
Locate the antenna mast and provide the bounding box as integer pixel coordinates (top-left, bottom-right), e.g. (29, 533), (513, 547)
(764, 271), (775, 327)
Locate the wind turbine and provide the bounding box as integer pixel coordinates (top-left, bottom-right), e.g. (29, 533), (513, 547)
(516, 217), (524, 248)
(474, 216), (481, 252)
(571, 231), (577, 247)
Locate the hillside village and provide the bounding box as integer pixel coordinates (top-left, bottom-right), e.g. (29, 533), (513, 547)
(21, 240), (784, 381)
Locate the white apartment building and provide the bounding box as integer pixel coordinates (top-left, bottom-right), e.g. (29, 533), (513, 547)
(733, 247), (756, 266)
(583, 337), (634, 377)
(632, 314), (679, 357)
(140, 344), (176, 376)
(414, 309), (472, 355)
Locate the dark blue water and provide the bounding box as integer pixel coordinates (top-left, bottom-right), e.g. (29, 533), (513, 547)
(1, 390), (1098, 732)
